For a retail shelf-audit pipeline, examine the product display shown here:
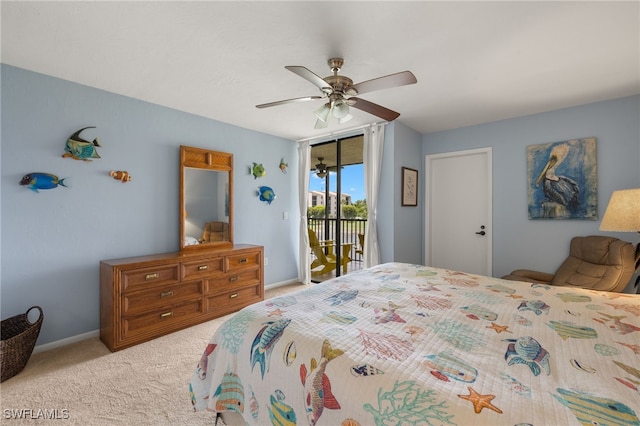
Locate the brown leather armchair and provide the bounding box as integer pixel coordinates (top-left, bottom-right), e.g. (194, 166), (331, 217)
(201, 221), (229, 243)
(502, 235), (637, 292)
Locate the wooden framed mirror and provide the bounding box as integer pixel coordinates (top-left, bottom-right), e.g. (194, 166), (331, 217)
(180, 145), (233, 251)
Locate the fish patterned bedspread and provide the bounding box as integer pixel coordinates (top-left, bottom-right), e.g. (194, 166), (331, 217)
(189, 262), (640, 425)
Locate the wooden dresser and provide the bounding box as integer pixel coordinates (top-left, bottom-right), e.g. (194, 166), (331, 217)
(100, 244), (263, 351)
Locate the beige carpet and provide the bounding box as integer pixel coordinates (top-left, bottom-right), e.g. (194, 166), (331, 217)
(0, 283), (304, 425)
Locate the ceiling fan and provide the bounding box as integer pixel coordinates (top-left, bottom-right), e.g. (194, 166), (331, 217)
(315, 157), (328, 178)
(256, 58), (417, 129)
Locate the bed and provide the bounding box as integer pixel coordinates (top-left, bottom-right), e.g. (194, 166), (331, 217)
(189, 262), (640, 425)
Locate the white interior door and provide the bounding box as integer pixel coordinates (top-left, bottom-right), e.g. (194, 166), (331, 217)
(425, 148), (492, 276)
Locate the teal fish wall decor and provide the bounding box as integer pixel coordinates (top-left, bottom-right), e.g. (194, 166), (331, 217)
(250, 163), (266, 179)
(63, 126), (101, 161)
(20, 172), (68, 193)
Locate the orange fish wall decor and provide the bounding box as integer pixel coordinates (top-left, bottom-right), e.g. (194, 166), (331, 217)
(110, 170), (132, 183)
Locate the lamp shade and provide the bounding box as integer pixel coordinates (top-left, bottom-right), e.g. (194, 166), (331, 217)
(599, 188), (640, 232)
(314, 103), (331, 123)
(338, 113), (353, 124)
(332, 101), (350, 119)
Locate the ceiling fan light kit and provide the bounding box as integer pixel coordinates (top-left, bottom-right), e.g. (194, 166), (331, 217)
(314, 103), (331, 123)
(315, 157), (328, 178)
(256, 58), (416, 128)
(332, 100), (350, 119)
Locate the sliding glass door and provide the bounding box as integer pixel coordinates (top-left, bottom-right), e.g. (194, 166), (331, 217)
(308, 135), (365, 282)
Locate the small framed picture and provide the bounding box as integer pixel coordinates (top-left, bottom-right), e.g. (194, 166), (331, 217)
(401, 167), (418, 206)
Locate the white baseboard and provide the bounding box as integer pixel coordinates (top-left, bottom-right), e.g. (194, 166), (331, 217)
(265, 278), (303, 290)
(33, 329), (99, 354)
(32, 279), (303, 354)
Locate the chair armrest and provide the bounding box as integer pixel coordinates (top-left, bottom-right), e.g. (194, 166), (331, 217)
(507, 269), (554, 283)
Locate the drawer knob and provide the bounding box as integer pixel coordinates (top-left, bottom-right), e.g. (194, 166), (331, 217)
(160, 311), (173, 318)
(229, 293), (239, 299)
(229, 276), (239, 282)
(197, 265), (208, 271)
(160, 290), (174, 298)
(145, 273), (159, 280)
(238, 258), (248, 264)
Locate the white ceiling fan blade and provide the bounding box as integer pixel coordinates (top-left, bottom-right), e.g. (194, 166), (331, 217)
(285, 66), (333, 94)
(256, 95), (324, 109)
(348, 71), (417, 96)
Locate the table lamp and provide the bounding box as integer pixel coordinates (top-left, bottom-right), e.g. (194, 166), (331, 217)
(599, 188), (640, 291)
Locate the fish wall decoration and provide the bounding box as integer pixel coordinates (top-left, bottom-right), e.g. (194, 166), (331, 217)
(20, 172), (68, 193)
(250, 163), (266, 179)
(279, 158), (288, 174)
(63, 126), (101, 161)
(258, 186), (276, 205)
(110, 170), (132, 183)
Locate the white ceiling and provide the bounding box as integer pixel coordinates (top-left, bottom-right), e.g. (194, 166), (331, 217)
(2, 1), (639, 141)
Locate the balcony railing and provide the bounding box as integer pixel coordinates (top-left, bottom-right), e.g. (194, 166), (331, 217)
(308, 217), (367, 263)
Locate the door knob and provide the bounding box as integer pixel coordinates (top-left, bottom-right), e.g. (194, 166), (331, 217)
(475, 231), (486, 235)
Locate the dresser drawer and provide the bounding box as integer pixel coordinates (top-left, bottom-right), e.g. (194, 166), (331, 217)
(122, 299), (203, 339)
(226, 251), (261, 271)
(122, 281), (203, 315)
(182, 257), (224, 280)
(206, 285), (262, 316)
(121, 264), (180, 292)
(205, 268), (260, 295)
(101, 245), (263, 351)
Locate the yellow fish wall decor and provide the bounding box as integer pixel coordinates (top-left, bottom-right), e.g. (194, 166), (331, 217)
(279, 158), (288, 174)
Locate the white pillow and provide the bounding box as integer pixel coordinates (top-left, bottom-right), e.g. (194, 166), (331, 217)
(184, 236), (199, 246)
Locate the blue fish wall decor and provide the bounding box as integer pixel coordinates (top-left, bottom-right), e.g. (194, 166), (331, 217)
(20, 173), (68, 193)
(258, 186), (276, 205)
(63, 126), (101, 161)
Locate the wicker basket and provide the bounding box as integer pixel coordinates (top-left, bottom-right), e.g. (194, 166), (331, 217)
(1, 306), (43, 382)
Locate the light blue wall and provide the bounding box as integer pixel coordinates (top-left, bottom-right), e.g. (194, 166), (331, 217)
(3, 63), (638, 346)
(1, 65), (299, 345)
(377, 125), (395, 263)
(376, 121), (423, 265)
(423, 95), (640, 279)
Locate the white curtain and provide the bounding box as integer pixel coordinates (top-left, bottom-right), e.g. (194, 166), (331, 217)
(363, 123), (385, 268)
(297, 141), (311, 284)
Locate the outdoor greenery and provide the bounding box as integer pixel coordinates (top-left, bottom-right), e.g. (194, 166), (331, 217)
(352, 199), (368, 218)
(308, 199), (367, 219)
(308, 205), (326, 218)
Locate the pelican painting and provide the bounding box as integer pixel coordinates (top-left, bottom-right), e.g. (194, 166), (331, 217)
(527, 138), (597, 219)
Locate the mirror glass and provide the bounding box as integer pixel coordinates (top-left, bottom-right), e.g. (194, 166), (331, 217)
(180, 145), (233, 250)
